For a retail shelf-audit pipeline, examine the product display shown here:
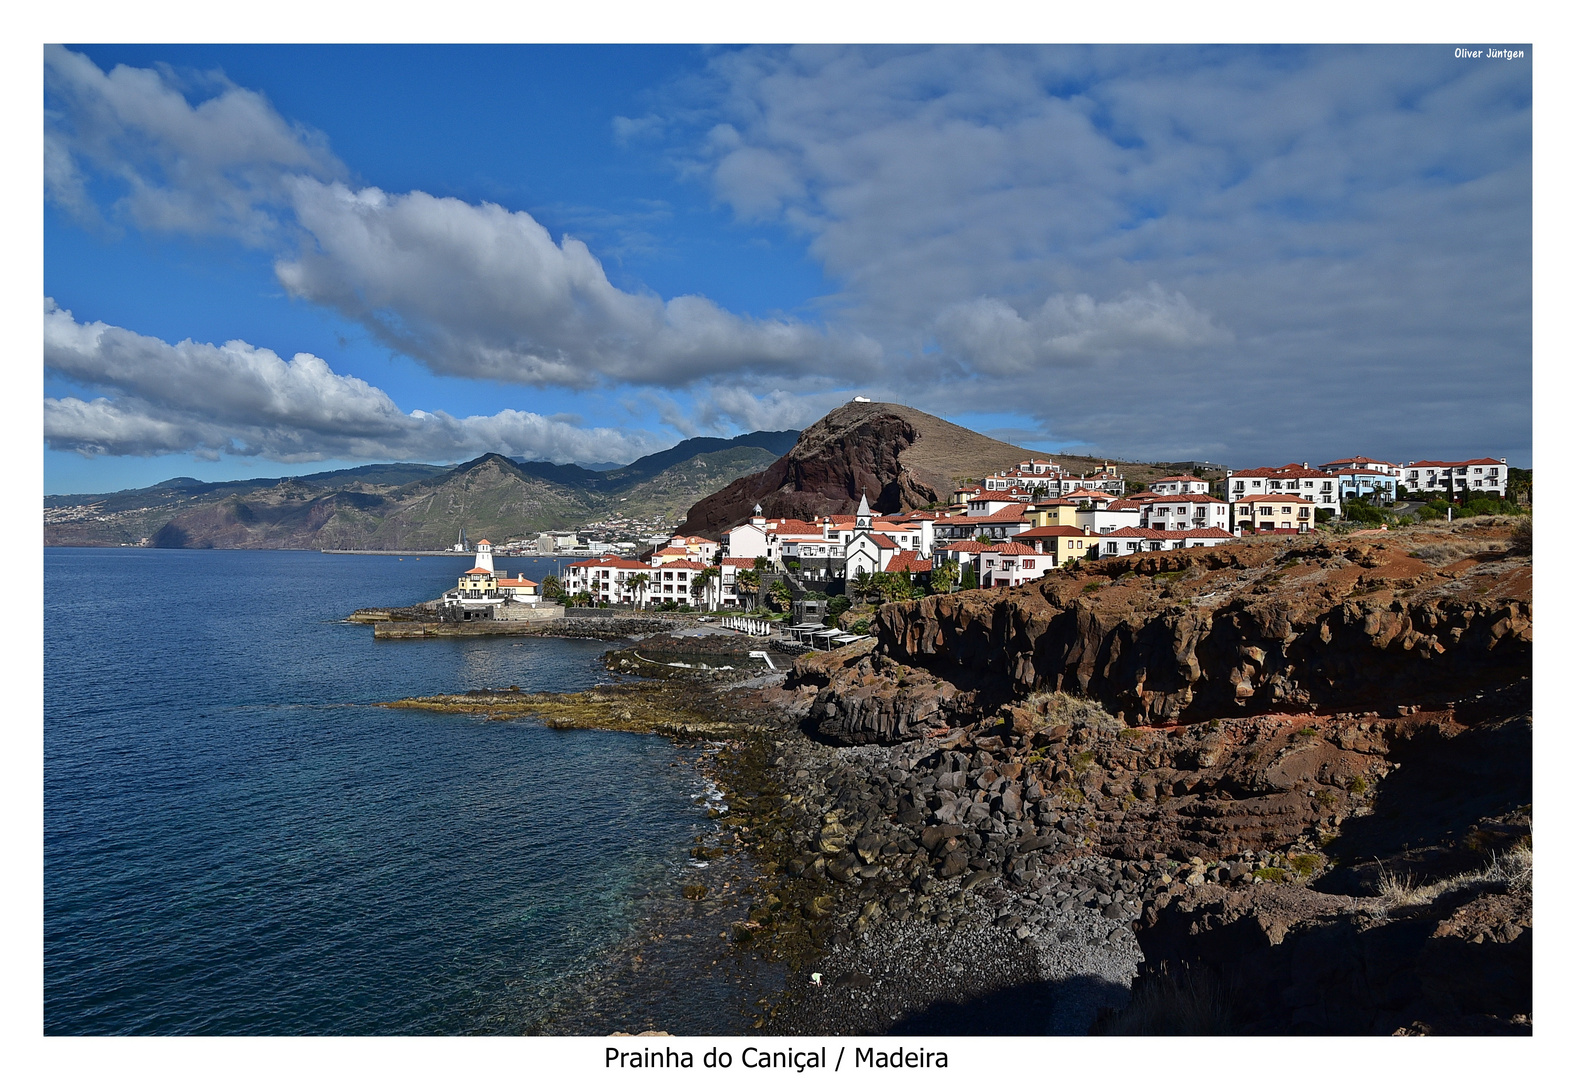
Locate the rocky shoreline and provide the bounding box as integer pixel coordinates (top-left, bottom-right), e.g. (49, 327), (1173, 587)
(385, 518), (1532, 1035)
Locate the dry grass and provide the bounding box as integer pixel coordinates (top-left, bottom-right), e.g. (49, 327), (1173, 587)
(1407, 539), (1509, 566)
(1021, 690), (1125, 733)
(1096, 966), (1234, 1036)
(1375, 844), (1532, 913)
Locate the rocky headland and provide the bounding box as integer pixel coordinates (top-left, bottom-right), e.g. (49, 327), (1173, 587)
(387, 516), (1532, 1035)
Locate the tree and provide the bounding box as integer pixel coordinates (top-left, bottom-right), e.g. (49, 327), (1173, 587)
(1343, 498), (1388, 526)
(572, 590), (593, 608)
(1507, 467), (1532, 505)
(928, 559), (958, 594)
(753, 555), (769, 571)
(767, 578), (793, 612)
(627, 572), (651, 610)
(541, 574), (566, 602)
(959, 563), (978, 591)
(826, 595), (853, 624)
(850, 567), (874, 602)
(877, 572), (915, 603)
(735, 568), (760, 609)
(691, 567), (719, 611)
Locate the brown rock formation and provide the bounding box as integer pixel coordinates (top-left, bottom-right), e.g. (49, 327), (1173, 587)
(681, 402), (1062, 537)
(861, 520), (1530, 732)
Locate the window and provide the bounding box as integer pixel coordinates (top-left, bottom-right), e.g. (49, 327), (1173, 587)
(1023, 559), (1034, 568)
(1282, 506), (1292, 515)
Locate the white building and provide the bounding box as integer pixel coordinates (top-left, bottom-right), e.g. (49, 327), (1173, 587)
(1074, 497), (1143, 535)
(1095, 527), (1237, 557)
(565, 556), (656, 605)
(976, 542), (1053, 587)
(1401, 459), (1509, 498)
(1147, 474), (1213, 497)
(1226, 464), (1339, 523)
(1140, 495), (1230, 532)
(1319, 457), (1402, 504)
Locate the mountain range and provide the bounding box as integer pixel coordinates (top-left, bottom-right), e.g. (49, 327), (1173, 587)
(46, 402), (1211, 550)
(44, 430), (799, 549)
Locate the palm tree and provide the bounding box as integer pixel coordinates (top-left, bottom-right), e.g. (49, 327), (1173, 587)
(691, 567), (720, 611)
(735, 568), (760, 610)
(627, 572), (651, 610)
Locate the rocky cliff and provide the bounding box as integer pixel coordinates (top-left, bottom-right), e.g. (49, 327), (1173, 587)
(794, 519), (1529, 745)
(764, 516), (1531, 1034)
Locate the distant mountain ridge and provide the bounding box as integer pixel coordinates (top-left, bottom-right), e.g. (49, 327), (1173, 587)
(44, 431), (800, 549)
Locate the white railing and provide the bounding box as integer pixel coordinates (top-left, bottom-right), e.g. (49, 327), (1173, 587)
(722, 615), (773, 637)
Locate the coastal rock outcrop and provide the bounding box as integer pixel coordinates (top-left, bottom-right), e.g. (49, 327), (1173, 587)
(846, 520), (1531, 732)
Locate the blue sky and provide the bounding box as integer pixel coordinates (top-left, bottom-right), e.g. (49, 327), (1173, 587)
(44, 44), (1533, 494)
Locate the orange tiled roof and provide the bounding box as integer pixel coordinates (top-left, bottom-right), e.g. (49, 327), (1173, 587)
(980, 542), (1039, 556)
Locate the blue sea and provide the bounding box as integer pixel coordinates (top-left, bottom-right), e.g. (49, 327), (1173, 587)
(44, 548), (738, 1035)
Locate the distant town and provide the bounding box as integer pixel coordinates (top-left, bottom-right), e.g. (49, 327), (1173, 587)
(443, 452), (1524, 621)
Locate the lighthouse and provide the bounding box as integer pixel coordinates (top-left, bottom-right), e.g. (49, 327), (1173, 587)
(473, 538), (494, 574)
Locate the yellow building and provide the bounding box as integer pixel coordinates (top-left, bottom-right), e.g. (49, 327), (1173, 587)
(457, 567), (496, 597)
(1027, 500), (1079, 528)
(1015, 525), (1095, 566)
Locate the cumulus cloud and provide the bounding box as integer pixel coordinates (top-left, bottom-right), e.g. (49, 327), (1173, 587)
(46, 47), (877, 393)
(45, 46), (1531, 468)
(668, 46), (1530, 464)
(44, 44), (345, 243)
(274, 179), (880, 387)
(43, 301), (666, 464)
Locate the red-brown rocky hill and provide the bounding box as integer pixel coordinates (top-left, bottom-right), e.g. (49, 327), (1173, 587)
(794, 518), (1530, 743)
(678, 401), (1177, 539)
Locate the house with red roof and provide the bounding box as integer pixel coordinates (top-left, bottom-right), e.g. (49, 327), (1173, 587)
(565, 555), (660, 605)
(1015, 524), (1096, 566)
(1233, 493), (1315, 533)
(1399, 458), (1509, 499)
(1074, 497), (1143, 536)
(1148, 474), (1213, 497)
(1226, 464), (1339, 524)
(1316, 457), (1402, 504)
(1092, 526), (1238, 558)
(977, 541), (1053, 587)
(1140, 494), (1229, 532)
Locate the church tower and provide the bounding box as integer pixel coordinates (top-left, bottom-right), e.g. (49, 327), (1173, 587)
(855, 493), (873, 533)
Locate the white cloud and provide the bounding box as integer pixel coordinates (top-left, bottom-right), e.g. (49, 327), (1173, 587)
(43, 46), (1531, 469)
(43, 301), (667, 464)
(46, 47), (879, 392)
(274, 179), (880, 388)
(932, 285), (1230, 376)
(674, 45), (1530, 464)
(44, 44), (345, 244)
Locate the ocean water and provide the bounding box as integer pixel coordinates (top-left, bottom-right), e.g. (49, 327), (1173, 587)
(44, 548), (721, 1035)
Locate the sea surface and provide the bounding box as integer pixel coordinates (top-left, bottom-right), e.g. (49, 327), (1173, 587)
(44, 548), (731, 1035)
